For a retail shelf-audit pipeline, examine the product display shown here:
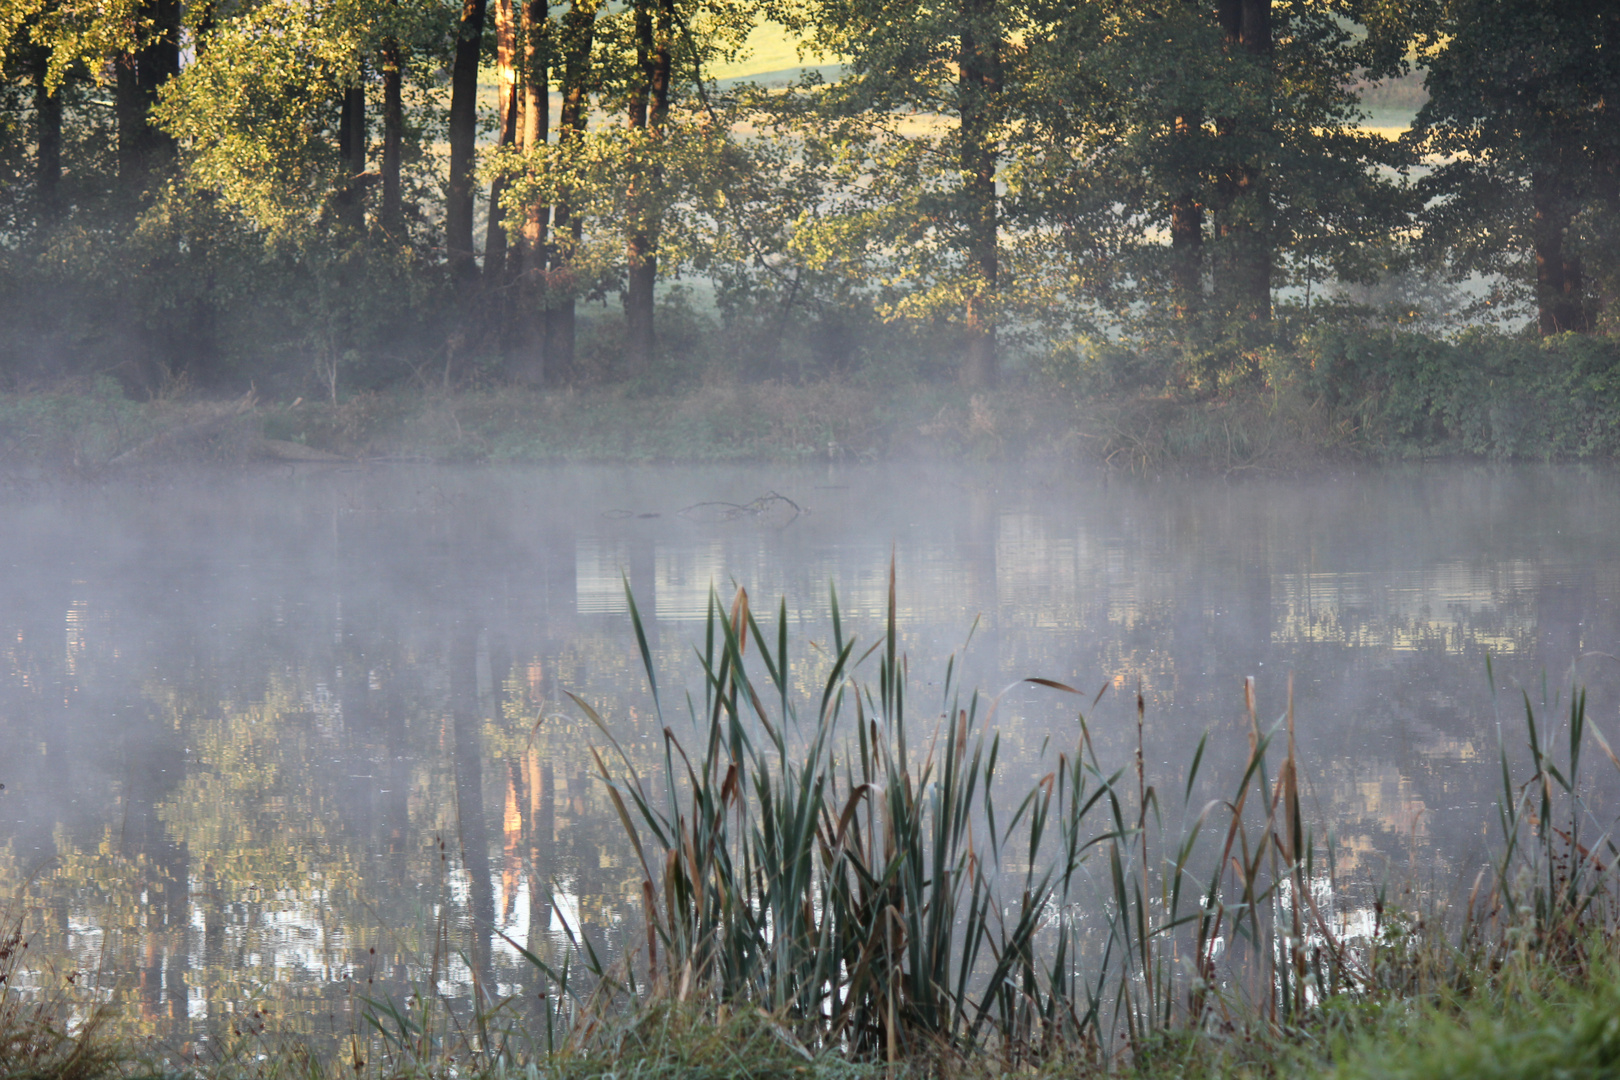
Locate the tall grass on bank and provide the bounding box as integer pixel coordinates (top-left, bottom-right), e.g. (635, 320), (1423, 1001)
(527, 570), (1620, 1071)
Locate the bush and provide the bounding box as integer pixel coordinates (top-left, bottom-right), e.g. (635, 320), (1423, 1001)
(1280, 328), (1620, 459)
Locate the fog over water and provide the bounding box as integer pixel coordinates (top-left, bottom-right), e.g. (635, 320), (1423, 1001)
(2, 463), (1618, 1039)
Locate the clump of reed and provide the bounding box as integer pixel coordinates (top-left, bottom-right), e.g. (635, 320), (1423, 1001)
(530, 568), (1620, 1074)
(0, 908), (123, 1080)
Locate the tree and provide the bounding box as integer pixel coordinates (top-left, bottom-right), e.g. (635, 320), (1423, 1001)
(487, 0), (757, 381)
(622, 0), (673, 377)
(792, 0), (1016, 388)
(152, 0), (449, 395)
(445, 0), (489, 278)
(116, 0), (178, 187)
(1010, 0), (1411, 388)
(546, 0), (601, 379)
(1412, 0), (1620, 334)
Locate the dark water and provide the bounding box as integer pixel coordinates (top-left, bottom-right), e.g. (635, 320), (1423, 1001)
(2, 463), (1618, 1038)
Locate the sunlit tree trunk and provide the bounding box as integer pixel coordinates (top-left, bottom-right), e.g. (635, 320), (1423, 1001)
(513, 0), (552, 385)
(485, 0), (520, 286)
(115, 0), (180, 190)
(623, 0), (671, 377)
(1170, 113), (1203, 319)
(958, 0), (1000, 389)
(549, 0), (601, 379)
(447, 0), (490, 279)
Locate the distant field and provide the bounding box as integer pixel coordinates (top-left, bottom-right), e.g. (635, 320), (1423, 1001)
(481, 21), (1417, 135)
(711, 22), (1420, 135)
(708, 19), (817, 81)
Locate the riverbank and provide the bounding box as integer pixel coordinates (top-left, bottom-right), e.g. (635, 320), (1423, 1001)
(7, 963), (1620, 1080)
(0, 376), (1378, 475)
(6, 327), (1620, 473)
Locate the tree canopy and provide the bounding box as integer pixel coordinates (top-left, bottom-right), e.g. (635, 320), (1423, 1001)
(0, 0), (1614, 397)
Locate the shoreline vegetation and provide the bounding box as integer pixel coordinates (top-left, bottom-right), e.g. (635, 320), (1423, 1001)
(7, 329), (1620, 474)
(7, 580), (1620, 1080)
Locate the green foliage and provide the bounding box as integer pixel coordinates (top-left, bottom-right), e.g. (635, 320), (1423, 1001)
(1285, 327), (1620, 459)
(1333, 964), (1620, 1080)
(156, 4), (357, 236)
(1410, 0), (1620, 330)
(0, 376), (152, 463)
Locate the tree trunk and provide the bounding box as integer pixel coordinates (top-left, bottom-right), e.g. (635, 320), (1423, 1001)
(549, 0), (601, 379)
(115, 0), (180, 191)
(380, 40), (404, 232)
(513, 0), (552, 385)
(1532, 170), (1589, 334)
(447, 0), (490, 279)
(1216, 0), (1271, 323)
(957, 0), (1001, 389)
(338, 77), (367, 231)
(1238, 0), (1271, 321)
(1169, 113), (1202, 319)
(34, 58), (61, 222)
(623, 0), (671, 377)
(485, 0), (520, 286)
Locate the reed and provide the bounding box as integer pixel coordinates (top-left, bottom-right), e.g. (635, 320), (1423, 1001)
(491, 569), (1558, 1073)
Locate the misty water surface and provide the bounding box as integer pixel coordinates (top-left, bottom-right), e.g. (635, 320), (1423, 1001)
(2, 462), (1618, 1040)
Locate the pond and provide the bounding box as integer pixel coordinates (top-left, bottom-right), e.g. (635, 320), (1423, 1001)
(2, 462), (1618, 1042)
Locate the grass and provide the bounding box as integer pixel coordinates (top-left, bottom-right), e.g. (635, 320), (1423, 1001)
(0, 380), (1084, 471)
(0, 375), (1418, 475)
(5, 575), (1620, 1080)
(12, 327), (1620, 473)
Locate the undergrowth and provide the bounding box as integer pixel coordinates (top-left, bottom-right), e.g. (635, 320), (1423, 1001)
(8, 327), (1620, 473)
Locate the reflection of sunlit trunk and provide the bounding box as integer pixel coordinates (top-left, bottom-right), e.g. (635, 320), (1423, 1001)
(966, 483), (999, 629)
(124, 700), (190, 1025)
(451, 630), (496, 1000)
(503, 764), (525, 922)
(202, 862), (225, 1024)
(1537, 570), (1587, 674)
(630, 536), (657, 623)
(167, 853), (191, 1023)
(519, 746), (555, 1018)
(142, 936), (163, 1019)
